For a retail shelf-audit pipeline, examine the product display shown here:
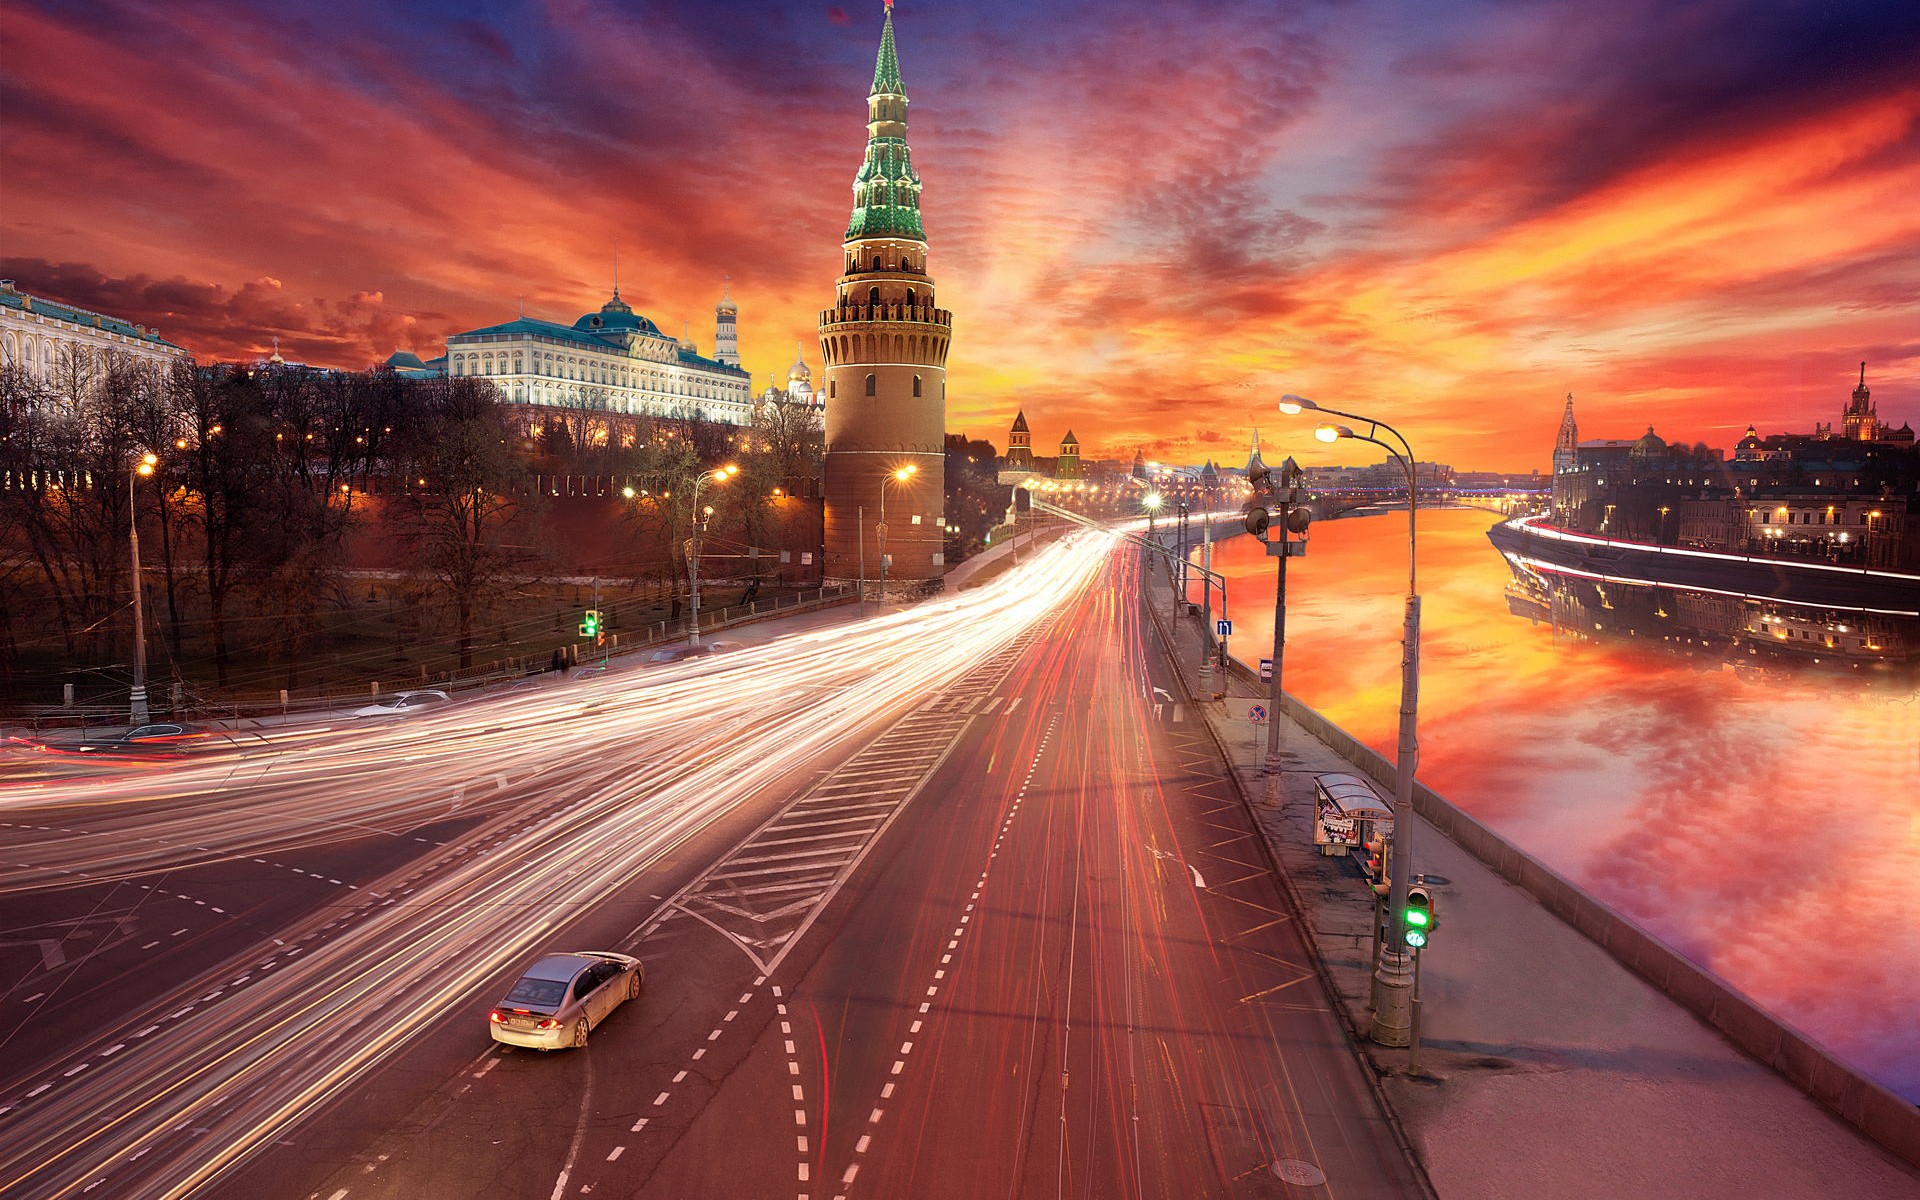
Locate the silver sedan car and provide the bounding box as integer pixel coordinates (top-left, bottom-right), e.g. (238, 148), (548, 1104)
(487, 951), (644, 1050)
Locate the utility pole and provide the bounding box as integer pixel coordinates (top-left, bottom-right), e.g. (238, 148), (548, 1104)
(1175, 500), (1189, 617)
(858, 505), (867, 614)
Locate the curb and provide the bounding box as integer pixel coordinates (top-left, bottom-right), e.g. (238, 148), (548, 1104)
(1138, 567), (1440, 1200)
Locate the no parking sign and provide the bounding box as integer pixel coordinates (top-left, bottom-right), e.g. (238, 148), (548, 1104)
(1248, 704), (1268, 725)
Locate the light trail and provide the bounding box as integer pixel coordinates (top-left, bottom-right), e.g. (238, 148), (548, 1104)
(0, 530), (1117, 1200)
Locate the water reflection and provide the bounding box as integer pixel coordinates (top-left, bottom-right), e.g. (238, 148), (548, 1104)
(1499, 555), (1920, 671)
(1208, 508), (1920, 1101)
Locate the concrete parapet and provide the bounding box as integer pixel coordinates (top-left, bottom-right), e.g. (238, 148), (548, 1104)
(1227, 656), (1920, 1170)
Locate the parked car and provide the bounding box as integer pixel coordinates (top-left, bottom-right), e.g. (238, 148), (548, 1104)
(352, 689), (452, 718)
(488, 951), (644, 1050)
(47, 723), (214, 757)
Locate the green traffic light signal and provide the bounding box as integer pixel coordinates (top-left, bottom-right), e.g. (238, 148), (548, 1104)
(1403, 884), (1435, 949)
(579, 609), (601, 637)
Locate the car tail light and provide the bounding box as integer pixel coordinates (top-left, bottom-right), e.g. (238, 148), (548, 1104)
(535, 1018), (559, 1029)
(489, 1010), (506, 1023)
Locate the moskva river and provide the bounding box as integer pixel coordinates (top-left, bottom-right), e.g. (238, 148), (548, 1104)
(1202, 507), (1920, 1101)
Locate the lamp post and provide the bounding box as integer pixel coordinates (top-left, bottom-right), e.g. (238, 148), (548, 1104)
(1143, 491), (1163, 579)
(1175, 498), (1191, 617)
(1281, 393), (1422, 1050)
(128, 451), (158, 726)
(877, 464), (918, 604)
(687, 463), (738, 644)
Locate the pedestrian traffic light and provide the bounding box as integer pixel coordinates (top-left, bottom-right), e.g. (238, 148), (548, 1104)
(1403, 884), (1435, 949)
(579, 609), (601, 638)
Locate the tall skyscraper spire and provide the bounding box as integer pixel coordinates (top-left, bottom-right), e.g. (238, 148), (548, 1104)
(820, 3), (952, 593)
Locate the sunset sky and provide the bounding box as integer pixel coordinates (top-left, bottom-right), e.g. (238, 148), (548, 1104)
(3, 0), (1916, 471)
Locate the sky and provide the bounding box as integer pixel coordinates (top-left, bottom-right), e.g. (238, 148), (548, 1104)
(3, 0), (1917, 471)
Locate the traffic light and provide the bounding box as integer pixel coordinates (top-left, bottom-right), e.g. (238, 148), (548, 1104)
(1403, 884), (1435, 949)
(1244, 506), (1271, 538)
(1285, 506), (1313, 535)
(1363, 833), (1391, 883)
(579, 609), (601, 638)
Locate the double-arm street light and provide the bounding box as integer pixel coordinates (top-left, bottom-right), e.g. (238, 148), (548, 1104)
(128, 451), (159, 726)
(876, 464), (918, 603)
(1280, 393), (1423, 1050)
(687, 463), (738, 644)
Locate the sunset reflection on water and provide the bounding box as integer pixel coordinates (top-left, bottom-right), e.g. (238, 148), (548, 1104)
(1206, 508), (1920, 1100)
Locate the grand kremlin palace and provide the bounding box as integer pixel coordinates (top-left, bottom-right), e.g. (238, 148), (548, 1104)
(386, 288), (753, 427)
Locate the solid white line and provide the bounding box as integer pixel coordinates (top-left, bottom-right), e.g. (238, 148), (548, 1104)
(980, 695), (1004, 714)
(1004, 696), (1024, 715)
(1190, 864), (1207, 890)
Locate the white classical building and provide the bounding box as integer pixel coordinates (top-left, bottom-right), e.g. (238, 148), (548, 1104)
(0, 279), (190, 383)
(389, 287), (754, 425)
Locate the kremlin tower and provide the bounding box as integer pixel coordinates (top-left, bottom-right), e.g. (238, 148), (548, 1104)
(819, 4), (951, 591)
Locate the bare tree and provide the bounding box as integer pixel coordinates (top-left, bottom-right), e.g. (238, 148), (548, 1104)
(390, 378), (541, 670)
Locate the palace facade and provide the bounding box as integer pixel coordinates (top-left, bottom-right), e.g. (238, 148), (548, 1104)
(0, 279), (190, 391)
(387, 285), (753, 426)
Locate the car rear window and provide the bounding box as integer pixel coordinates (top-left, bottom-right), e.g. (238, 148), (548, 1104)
(505, 978), (568, 1007)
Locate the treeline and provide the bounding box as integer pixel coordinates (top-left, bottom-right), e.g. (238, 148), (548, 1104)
(0, 352), (822, 697)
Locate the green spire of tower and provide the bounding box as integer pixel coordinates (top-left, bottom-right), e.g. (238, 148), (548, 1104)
(872, 8), (903, 97)
(847, 6), (923, 241)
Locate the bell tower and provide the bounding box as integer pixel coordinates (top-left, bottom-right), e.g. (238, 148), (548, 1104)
(820, 3), (951, 591)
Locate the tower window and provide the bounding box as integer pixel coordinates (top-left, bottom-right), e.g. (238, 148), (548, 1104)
(865, 374), (876, 396)
(869, 286), (881, 306)
(913, 375), (922, 397)
(830, 380), (836, 399)
(872, 254), (883, 271)
(905, 288), (917, 308)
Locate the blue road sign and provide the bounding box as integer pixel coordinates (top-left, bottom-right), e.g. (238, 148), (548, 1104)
(1216, 619), (1233, 637)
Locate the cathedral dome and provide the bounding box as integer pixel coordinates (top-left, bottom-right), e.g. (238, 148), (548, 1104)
(1630, 425), (1667, 458)
(788, 343), (813, 384)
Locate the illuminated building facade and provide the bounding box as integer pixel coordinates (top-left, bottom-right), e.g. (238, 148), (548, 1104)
(389, 286), (752, 425)
(0, 279), (189, 396)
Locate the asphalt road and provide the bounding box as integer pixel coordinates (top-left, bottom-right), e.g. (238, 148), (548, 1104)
(0, 531), (1419, 1200)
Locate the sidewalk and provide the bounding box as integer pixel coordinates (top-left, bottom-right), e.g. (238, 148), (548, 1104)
(1144, 589), (1920, 1198)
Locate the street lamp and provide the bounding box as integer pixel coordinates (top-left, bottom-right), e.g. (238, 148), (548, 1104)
(877, 464), (918, 603)
(129, 451), (158, 725)
(688, 463), (738, 644)
(1282, 393), (1423, 1051)
(1143, 491), (1164, 577)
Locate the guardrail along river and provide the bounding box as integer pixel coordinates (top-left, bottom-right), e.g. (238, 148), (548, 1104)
(1205, 507), (1920, 1102)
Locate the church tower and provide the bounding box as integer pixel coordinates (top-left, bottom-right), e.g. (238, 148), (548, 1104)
(714, 279), (740, 367)
(1844, 362), (1878, 441)
(820, 4), (951, 589)
(1057, 430), (1081, 480)
(1552, 393), (1579, 518)
(1007, 409), (1033, 470)
(1552, 393), (1579, 472)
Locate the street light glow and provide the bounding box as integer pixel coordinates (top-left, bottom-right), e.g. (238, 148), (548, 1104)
(1278, 393), (1319, 415)
(1315, 424), (1345, 443)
